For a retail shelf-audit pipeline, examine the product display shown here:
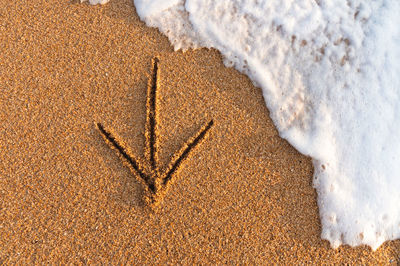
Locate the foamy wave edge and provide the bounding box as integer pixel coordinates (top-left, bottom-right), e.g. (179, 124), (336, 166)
(90, 0), (400, 250)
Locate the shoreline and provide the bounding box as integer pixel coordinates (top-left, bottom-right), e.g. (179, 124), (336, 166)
(0, 0), (399, 263)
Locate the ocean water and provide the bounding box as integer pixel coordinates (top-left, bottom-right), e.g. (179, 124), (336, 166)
(90, 0), (400, 250)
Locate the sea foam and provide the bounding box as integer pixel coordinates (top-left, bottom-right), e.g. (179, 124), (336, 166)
(127, 0), (400, 250)
(86, 0), (110, 5)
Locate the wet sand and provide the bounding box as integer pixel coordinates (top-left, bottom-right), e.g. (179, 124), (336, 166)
(0, 0), (399, 263)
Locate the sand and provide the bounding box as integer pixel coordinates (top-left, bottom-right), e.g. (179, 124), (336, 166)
(0, 0), (399, 264)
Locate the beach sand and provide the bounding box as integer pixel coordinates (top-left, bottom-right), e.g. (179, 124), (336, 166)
(0, 0), (399, 263)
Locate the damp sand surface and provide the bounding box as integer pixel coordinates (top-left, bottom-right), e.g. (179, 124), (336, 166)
(0, 0), (399, 263)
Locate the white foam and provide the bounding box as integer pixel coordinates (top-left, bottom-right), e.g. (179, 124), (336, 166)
(131, 0), (400, 250)
(84, 0), (110, 5)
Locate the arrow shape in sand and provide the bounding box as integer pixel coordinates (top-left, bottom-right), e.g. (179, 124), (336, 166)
(97, 58), (213, 207)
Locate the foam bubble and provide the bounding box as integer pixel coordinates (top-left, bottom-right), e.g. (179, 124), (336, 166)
(83, 0), (110, 5)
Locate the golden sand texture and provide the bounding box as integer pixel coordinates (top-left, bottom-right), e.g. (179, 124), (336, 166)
(0, 0), (399, 263)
